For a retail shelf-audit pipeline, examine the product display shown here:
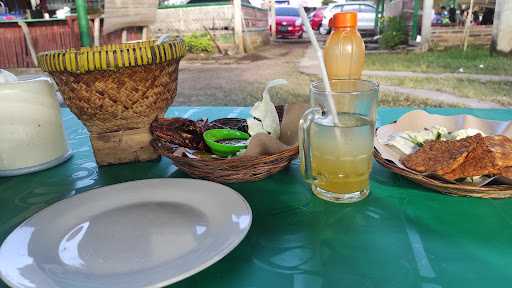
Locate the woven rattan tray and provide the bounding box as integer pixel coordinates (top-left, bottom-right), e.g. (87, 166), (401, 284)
(374, 149), (512, 199)
(152, 139), (298, 183)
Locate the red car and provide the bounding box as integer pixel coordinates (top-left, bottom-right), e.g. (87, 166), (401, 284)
(309, 7), (325, 31)
(272, 7), (304, 39)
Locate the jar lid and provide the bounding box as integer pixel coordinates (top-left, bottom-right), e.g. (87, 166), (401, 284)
(330, 12), (357, 28)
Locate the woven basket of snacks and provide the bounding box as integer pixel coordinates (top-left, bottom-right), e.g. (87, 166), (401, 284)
(150, 79), (307, 183)
(152, 132), (299, 183)
(374, 150), (512, 198)
(374, 110), (512, 199)
(37, 39), (186, 165)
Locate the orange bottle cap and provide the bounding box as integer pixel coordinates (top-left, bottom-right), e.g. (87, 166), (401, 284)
(330, 12), (357, 28)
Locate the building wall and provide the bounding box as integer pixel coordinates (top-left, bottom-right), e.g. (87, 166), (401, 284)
(384, 0), (404, 17)
(431, 25), (492, 48)
(151, 4), (270, 52)
(151, 5), (234, 36)
(0, 16), (141, 68)
(242, 5), (268, 30)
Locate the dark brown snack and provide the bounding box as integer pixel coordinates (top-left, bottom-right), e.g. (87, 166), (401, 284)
(402, 134), (482, 175)
(207, 118), (248, 133)
(151, 117), (208, 151)
(442, 135), (512, 180)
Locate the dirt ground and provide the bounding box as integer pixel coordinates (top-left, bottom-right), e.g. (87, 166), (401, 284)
(175, 42), (315, 106)
(175, 42), (458, 108)
(7, 41), (469, 108)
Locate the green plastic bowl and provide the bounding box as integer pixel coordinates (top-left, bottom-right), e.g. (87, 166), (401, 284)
(203, 129), (250, 157)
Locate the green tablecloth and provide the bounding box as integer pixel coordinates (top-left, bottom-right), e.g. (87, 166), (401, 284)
(1, 107), (512, 287)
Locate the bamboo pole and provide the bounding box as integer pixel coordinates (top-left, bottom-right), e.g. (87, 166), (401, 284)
(463, 0), (475, 51)
(203, 25), (224, 55)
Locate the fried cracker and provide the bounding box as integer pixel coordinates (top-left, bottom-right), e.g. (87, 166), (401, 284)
(442, 135), (512, 180)
(502, 167), (512, 179)
(401, 134), (482, 174)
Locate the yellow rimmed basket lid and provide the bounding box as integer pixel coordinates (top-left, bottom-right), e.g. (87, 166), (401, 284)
(37, 39), (186, 74)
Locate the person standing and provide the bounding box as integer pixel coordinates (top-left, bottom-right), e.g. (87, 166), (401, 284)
(472, 7), (480, 25)
(448, 5), (457, 24)
(480, 7), (494, 25)
(457, 5), (465, 26)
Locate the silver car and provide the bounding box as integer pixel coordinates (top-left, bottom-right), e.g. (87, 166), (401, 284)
(319, 1), (376, 35)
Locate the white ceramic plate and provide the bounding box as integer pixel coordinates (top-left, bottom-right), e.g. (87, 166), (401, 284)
(0, 179), (252, 288)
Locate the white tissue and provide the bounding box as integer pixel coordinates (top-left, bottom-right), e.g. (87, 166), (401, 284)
(248, 79), (287, 138)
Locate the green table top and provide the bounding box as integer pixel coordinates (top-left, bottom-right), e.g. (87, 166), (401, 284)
(1, 107), (512, 288)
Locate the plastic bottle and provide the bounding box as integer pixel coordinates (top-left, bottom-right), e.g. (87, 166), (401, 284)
(323, 12), (365, 80)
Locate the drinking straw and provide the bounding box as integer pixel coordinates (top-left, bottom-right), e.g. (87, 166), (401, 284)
(298, 6), (340, 126)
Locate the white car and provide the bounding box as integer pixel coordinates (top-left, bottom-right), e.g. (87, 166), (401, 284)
(319, 1), (376, 35)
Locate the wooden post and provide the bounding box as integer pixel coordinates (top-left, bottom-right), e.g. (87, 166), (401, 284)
(121, 29), (128, 43)
(93, 16), (101, 46)
(421, 0), (433, 51)
(270, 0), (276, 41)
(463, 0), (475, 51)
(491, 0), (503, 54)
(490, 0), (512, 54)
(142, 26), (148, 41)
(17, 21), (37, 66)
(233, 0), (244, 53)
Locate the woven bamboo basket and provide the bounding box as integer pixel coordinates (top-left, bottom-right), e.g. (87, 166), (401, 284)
(374, 149), (512, 199)
(151, 139), (299, 183)
(38, 39), (186, 165)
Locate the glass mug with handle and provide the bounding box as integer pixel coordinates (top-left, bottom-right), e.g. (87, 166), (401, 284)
(299, 80), (378, 203)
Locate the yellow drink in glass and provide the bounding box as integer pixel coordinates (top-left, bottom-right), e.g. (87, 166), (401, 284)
(310, 113), (373, 197)
(299, 79), (378, 203)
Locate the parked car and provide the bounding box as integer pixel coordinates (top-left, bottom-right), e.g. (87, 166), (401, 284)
(272, 7), (304, 39)
(319, 1), (376, 36)
(309, 7), (326, 31)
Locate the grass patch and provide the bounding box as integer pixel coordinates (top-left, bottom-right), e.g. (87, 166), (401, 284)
(263, 74), (463, 108)
(365, 47), (512, 75)
(369, 76), (512, 106)
(176, 78), (461, 108)
(379, 91), (463, 108)
(265, 88), (461, 108)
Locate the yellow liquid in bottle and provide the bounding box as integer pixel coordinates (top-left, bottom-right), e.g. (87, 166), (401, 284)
(323, 27), (365, 80)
